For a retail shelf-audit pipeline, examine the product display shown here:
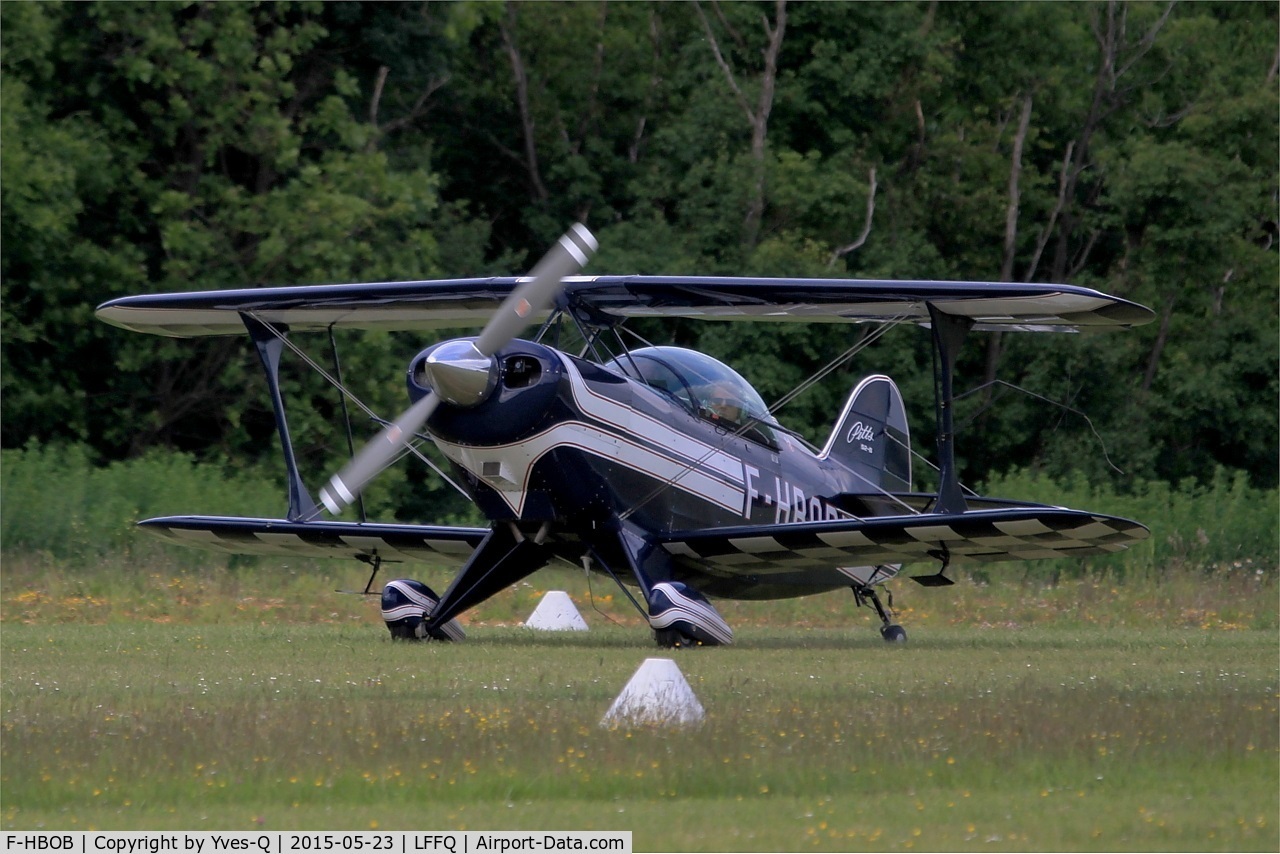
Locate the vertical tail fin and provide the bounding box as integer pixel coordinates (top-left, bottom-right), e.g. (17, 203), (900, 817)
(822, 375), (911, 492)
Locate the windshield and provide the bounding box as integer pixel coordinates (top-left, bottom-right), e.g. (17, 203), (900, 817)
(607, 346), (778, 445)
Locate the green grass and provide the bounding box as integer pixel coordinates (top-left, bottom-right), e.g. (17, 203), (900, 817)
(2, 610), (1276, 850)
(2, 447), (1276, 848)
(3, 551), (1274, 633)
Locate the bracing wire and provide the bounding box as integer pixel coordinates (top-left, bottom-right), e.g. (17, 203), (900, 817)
(765, 317), (908, 415)
(244, 313), (471, 502)
(617, 314), (915, 522)
(875, 375), (1122, 507)
(953, 379), (1124, 474)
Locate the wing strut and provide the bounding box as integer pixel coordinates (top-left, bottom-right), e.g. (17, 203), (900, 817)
(243, 314), (318, 521)
(927, 304), (973, 515)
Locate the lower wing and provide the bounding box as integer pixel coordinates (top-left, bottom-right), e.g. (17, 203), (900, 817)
(136, 516), (487, 562)
(659, 506), (1149, 570)
(137, 506), (1148, 574)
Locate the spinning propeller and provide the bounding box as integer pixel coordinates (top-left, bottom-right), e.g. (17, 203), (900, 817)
(317, 224), (598, 516)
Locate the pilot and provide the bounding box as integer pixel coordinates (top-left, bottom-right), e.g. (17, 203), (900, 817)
(700, 383), (744, 424)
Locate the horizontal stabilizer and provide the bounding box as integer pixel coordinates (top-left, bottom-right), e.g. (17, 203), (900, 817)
(137, 516), (486, 563)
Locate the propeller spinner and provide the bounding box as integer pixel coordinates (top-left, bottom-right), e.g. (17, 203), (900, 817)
(317, 224), (598, 516)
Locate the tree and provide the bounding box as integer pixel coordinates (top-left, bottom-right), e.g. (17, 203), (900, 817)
(694, 0), (788, 250)
(1, 3), (448, 471)
(2, 0), (1275, 511)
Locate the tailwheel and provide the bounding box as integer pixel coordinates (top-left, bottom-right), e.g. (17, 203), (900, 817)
(853, 582), (906, 644)
(880, 624), (908, 644)
(654, 628), (699, 649)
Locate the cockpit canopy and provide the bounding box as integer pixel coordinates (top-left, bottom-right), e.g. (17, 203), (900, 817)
(607, 346), (779, 446)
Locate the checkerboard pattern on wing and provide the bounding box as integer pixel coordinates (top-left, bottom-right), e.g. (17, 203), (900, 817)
(138, 516), (486, 562)
(662, 509), (1149, 570)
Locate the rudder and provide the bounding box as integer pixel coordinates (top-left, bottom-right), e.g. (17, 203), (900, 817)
(822, 375), (911, 492)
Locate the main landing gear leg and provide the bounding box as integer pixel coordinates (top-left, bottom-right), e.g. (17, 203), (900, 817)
(853, 584), (907, 644)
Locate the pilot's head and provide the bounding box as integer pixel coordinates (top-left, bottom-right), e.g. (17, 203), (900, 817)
(702, 384), (743, 424)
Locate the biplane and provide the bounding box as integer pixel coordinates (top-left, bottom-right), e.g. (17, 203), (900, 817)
(96, 225), (1153, 646)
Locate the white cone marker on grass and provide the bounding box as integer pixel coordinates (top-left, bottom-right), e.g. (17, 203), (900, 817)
(523, 590), (589, 631)
(601, 658), (704, 728)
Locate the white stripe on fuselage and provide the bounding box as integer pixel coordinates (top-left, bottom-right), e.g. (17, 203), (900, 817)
(431, 358), (746, 518)
(560, 359), (746, 485)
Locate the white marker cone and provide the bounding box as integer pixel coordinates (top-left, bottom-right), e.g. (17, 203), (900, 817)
(523, 590), (589, 631)
(601, 658), (705, 728)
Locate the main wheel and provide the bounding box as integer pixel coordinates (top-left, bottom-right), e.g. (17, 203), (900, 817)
(880, 624), (908, 644)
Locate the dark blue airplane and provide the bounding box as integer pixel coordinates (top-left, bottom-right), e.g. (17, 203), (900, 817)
(96, 225), (1153, 646)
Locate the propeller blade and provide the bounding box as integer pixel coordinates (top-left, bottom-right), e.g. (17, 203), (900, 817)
(318, 393), (439, 516)
(317, 224), (597, 516)
(474, 223), (597, 357)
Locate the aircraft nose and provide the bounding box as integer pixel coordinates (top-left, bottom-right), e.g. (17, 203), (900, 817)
(421, 339), (497, 407)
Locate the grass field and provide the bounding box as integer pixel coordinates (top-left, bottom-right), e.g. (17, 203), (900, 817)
(2, 559), (1277, 851)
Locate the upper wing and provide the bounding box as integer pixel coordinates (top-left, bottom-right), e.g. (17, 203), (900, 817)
(137, 515), (487, 562)
(659, 506), (1150, 571)
(96, 276), (1154, 338)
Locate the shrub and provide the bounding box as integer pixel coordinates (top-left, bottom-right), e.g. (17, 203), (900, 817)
(1, 443), (283, 563)
(980, 467), (1278, 579)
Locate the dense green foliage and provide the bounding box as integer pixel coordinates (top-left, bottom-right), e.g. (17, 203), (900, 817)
(0, 443), (282, 561)
(981, 467), (1279, 574)
(2, 2), (1276, 526)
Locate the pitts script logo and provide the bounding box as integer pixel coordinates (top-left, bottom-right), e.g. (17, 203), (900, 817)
(846, 420), (877, 454)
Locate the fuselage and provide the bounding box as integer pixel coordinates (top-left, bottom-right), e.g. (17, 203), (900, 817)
(416, 339), (861, 527)
(410, 338), (889, 598)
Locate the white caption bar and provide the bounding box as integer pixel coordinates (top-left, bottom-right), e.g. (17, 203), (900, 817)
(1, 833), (631, 854)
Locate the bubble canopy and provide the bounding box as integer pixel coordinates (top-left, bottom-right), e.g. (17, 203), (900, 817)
(606, 346), (779, 445)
